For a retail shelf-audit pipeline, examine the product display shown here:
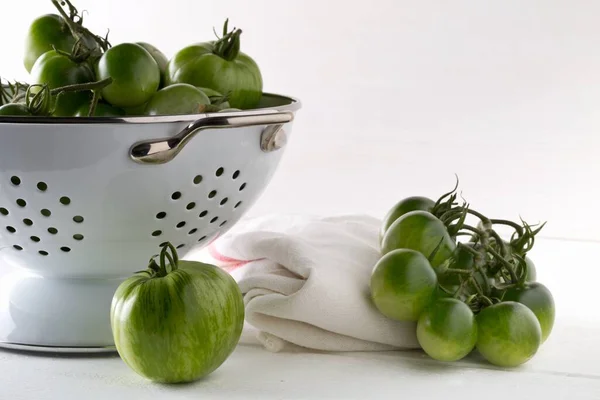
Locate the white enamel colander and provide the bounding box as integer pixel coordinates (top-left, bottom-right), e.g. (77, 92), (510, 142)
(0, 93), (301, 352)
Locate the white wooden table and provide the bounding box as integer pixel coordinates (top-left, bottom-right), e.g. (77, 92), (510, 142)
(1, 237), (598, 400)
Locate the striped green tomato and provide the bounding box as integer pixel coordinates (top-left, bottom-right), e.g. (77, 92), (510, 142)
(110, 243), (245, 383)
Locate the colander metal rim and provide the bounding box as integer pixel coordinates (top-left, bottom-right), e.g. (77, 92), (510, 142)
(0, 92), (301, 125)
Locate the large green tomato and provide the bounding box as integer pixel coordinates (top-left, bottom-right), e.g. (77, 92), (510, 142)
(476, 301), (542, 368)
(29, 50), (94, 116)
(381, 210), (456, 272)
(166, 26), (263, 110)
(502, 282), (555, 343)
(96, 43), (161, 108)
(144, 83), (211, 116)
(379, 196), (436, 244)
(136, 42), (169, 88)
(370, 248), (437, 322)
(417, 298), (477, 362)
(23, 14), (76, 73)
(110, 244), (245, 383)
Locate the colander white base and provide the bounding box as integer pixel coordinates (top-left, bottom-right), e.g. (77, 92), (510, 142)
(0, 268), (121, 352)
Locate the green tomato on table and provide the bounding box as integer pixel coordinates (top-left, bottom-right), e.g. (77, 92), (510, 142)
(110, 243), (245, 383)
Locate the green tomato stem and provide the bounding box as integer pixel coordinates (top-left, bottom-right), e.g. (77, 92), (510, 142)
(213, 20), (242, 61)
(51, 0), (110, 54)
(157, 242), (180, 277)
(87, 90), (101, 117)
(51, 77), (113, 96)
(490, 219), (524, 237)
(485, 245), (519, 284)
(431, 175), (459, 215)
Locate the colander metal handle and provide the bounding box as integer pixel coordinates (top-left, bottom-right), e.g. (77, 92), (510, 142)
(129, 110), (294, 165)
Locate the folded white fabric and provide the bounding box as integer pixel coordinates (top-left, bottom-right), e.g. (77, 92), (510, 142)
(184, 213), (420, 353)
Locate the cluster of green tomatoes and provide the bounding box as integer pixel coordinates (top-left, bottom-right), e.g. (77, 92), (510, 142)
(370, 180), (555, 368)
(0, 0), (263, 118)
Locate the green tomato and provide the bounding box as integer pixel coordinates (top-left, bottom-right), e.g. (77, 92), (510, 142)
(166, 26), (263, 110)
(381, 210), (456, 272)
(136, 42), (169, 88)
(110, 244), (245, 383)
(417, 298), (477, 362)
(525, 256), (537, 281)
(197, 87), (223, 98)
(370, 248), (438, 322)
(379, 196), (436, 244)
(29, 50), (94, 116)
(123, 103), (149, 116)
(476, 301), (542, 368)
(73, 102), (126, 117)
(96, 43), (161, 108)
(0, 103), (32, 116)
(23, 14), (76, 73)
(502, 282), (554, 343)
(144, 83), (211, 116)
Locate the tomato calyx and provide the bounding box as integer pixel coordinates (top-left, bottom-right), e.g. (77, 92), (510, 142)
(147, 242), (180, 278)
(0, 78), (29, 107)
(212, 19), (243, 61)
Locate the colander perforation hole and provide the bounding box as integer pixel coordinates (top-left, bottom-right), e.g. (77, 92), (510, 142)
(210, 216), (219, 224)
(234, 201), (242, 209)
(232, 170), (240, 180)
(73, 215), (84, 223)
(48, 227), (58, 235)
(239, 183), (247, 191)
(41, 209), (51, 217)
(199, 210), (208, 218)
(60, 246), (71, 253)
(220, 220), (228, 227)
(152, 230), (162, 237)
(171, 191), (182, 200)
(188, 228), (198, 235)
(193, 175), (203, 185)
(176, 221), (186, 229)
(186, 202), (196, 210)
(208, 190), (217, 199)
(60, 196), (71, 205)
(6, 226), (16, 233)
(198, 236), (207, 242)
(73, 234), (84, 241)
(23, 218), (33, 226)
(10, 176), (21, 186)
(0, 208), (8, 216)
(16, 199), (26, 207)
(220, 197), (228, 206)
(216, 167), (224, 177)
(176, 244), (185, 249)
(156, 212), (167, 219)
(39, 250), (48, 256)
(30, 236), (40, 243)
(37, 182), (48, 192)
(13, 245), (22, 251)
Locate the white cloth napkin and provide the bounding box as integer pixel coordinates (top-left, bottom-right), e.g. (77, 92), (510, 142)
(185, 213), (420, 353)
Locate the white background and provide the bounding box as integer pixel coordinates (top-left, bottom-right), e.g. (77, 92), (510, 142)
(1, 0), (599, 242)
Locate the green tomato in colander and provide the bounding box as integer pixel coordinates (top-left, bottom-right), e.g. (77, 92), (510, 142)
(110, 243), (245, 384)
(165, 19), (263, 110)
